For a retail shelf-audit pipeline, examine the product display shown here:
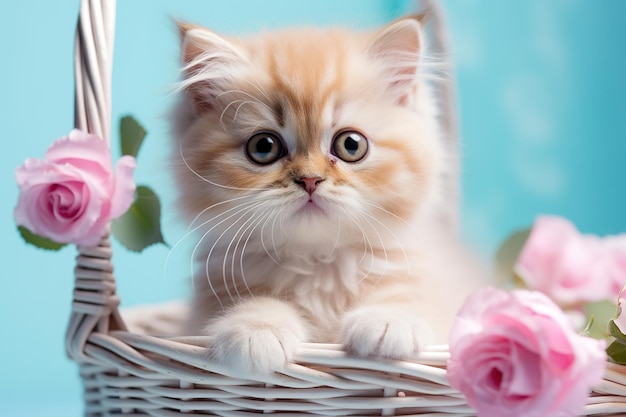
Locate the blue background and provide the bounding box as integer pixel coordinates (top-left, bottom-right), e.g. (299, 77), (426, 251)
(2, 0), (625, 415)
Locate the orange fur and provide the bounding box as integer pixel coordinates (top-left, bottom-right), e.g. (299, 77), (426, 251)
(170, 18), (485, 372)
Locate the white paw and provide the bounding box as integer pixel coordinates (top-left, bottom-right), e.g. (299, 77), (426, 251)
(341, 306), (433, 360)
(205, 298), (307, 375)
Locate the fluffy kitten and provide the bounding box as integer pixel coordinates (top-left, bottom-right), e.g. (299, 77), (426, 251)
(172, 16), (484, 375)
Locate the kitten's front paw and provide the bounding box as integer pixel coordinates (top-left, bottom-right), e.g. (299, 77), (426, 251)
(205, 298), (307, 375)
(341, 306), (433, 360)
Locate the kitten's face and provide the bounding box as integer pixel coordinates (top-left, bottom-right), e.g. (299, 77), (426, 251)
(174, 19), (443, 250)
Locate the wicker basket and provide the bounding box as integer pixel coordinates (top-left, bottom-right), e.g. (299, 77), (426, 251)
(66, 0), (626, 415)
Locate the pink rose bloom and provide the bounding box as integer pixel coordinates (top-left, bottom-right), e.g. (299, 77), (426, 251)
(448, 287), (606, 417)
(516, 216), (625, 306)
(603, 236), (626, 297)
(15, 129), (136, 246)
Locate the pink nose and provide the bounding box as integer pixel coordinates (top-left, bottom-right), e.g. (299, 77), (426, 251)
(295, 176), (324, 195)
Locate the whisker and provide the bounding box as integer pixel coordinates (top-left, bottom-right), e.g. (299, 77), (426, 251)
(360, 199), (414, 229)
(179, 140), (268, 191)
(350, 207), (388, 285)
(219, 99), (259, 126)
(233, 100), (254, 123)
(189, 194), (253, 229)
(190, 200), (263, 309)
(207, 201), (265, 305)
(358, 208), (412, 277)
(216, 89), (273, 113)
(190, 231), (223, 310)
(278, 205), (288, 236)
(361, 198), (426, 249)
(242, 79), (273, 104)
(224, 201), (269, 300)
(260, 206), (284, 266)
(239, 209), (274, 298)
(342, 206), (376, 283)
(329, 209), (342, 254)
(269, 206), (283, 263)
(163, 197), (256, 284)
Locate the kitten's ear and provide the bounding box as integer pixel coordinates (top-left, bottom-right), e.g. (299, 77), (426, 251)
(175, 21), (248, 112)
(367, 17), (423, 106)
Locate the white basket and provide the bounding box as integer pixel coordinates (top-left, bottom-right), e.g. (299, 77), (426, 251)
(66, 0), (626, 415)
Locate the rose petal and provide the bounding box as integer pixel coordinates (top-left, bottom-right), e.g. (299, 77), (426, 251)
(15, 161), (87, 238)
(449, 287), (509, 345)
(448, 288), (606, 417)
(516, 216), (578, 292)
(507, 342), (542, 397)
(14, 130), (137, 247)
(515, 216), (626, 305)
(511, 290), (573, 331)
(45, 130), (111, 173)
(46, 130), (115, 197)
(556, 336), (607, 416)
(48, 182), (85, 220)
(603, 237), (626, 297)
(74, 198), (111, 246)
(109, 155), (137, 219)
(555, 236), (611, 303)
(14, 156), (105, 245)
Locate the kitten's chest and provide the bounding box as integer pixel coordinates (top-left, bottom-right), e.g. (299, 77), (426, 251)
(205, 246), (365, 333)
(250, 248), (362, 303)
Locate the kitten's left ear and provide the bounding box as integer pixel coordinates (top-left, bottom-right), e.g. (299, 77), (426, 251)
(367, 17), (423, 106)
(175, 21), (249, 113)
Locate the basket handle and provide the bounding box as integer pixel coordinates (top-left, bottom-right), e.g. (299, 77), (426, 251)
(66, 0), (125, 363)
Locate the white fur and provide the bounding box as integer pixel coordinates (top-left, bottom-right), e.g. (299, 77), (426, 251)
(342, 305), (433, 358)
(172, 20), (487, 375)
(205, 297), (307, 376)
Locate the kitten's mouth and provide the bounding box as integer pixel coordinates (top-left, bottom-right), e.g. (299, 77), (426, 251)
(298, 196), (326, 215)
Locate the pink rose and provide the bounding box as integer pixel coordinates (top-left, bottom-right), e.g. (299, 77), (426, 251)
(448, 287), (606, 417)
(604, 236), (626, 297)
(516, 216), (625, 306)
(15, 129), (136, 246)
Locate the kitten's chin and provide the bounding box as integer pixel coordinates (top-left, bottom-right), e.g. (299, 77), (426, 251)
(286, 193), (331, 218)
(297, 199), (327, 216)
(290, 205), (330, 230)
(282, 199), (343, 247)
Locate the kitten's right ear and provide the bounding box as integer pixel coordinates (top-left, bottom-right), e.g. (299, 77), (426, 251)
(367, 17), (423, 106)
(175, 21), (248, 112)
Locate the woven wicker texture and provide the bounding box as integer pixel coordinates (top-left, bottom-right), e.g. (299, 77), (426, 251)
(66, 0), (626, 415)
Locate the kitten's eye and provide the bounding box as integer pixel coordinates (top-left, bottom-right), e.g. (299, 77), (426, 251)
(332, 130), (369, 162)
(246, 132), (285, 165)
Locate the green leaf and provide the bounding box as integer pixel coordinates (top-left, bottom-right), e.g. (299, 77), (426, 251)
(494, 227), (531, 288)
(111, 186), (167, 252)
(607, 320), (626, 364)
(584, 300), (618, 339)
(607, 336), (626, 364)
(17, 226), (67, 251)
(581, 316), (595, 338)
(609, 319), (626, 341)
(120, 115), (147, 158)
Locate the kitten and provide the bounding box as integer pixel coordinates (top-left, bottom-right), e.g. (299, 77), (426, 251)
(172, 16), (485, 375)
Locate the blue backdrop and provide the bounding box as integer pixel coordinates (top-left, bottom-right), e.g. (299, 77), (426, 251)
(2, 1), (625, 415)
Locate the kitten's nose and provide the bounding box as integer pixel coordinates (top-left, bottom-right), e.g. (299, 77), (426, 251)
(295, 176), (324, 195)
